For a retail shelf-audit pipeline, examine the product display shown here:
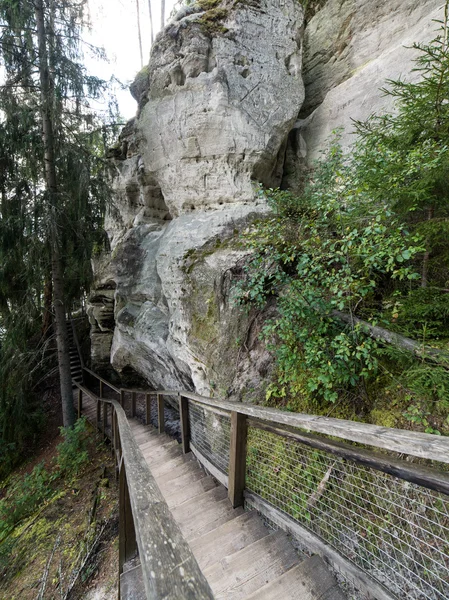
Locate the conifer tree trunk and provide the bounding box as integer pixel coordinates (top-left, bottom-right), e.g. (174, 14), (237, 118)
(148, 0), (154, 45)
(35, 0), (75, 427)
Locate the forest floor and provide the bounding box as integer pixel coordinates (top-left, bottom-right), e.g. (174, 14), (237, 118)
(0, 384), (119, 600)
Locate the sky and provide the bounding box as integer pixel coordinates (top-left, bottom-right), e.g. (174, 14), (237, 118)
(86, 0), (178, 120)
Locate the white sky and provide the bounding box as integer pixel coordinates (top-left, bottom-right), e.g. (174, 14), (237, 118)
(86, 0), (178, 120)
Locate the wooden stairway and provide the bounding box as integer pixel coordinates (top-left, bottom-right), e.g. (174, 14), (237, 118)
(121, 417), (347, 600)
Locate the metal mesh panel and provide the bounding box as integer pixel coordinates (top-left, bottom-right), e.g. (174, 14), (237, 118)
(246, 427), (449, 600)
(188, 402), (231, 475)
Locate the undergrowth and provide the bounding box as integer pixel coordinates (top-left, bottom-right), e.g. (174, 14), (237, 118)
(234, 9), (449, 433)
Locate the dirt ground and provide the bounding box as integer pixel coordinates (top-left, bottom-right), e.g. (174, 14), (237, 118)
(0, 419), (119, 600)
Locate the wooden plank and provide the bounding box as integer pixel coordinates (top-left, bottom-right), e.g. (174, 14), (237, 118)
(251, 420), (449, 496)
(169, 486), (227, 524)
(164, 476), (218, 509)
(157, 394), (165, 434)
(179, 395), (190, 454)
(203, 530), (298, 600)
(244, 491), (394, 600)
(189, 510), (270, 571)
(119, 464), (137, 573)
(96, 399), (101, 429)
(120, 563), (146, 600)
(156, 461), (205, 487)
(243, 556), (346, 600)
(228, 412), (247, 508)
(190, 443), (229, 489)
(173, 498), (244, 542)
(111, 398), (215, 599)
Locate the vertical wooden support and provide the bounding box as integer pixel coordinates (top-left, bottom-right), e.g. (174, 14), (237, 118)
(179, 394), (190, 454)
(103, 402), (107, 440)
(228, 411), (248, 508)
(131, 392), (137, 418)
(99, 380), (104, 399)
(157, 394), (165, 434)
(145, 393), (151, 425)
(119, 464), (137, 575)
(120, 389), (125, 410)
(96, 399), (101, 431)
(78, 388), (83, 418)
(112, 409), (116, 458)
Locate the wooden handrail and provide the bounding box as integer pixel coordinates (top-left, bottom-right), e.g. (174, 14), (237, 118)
(73, 381), (214, 599)
(82, 370), (449, 465)
(82, 367), (121, 394)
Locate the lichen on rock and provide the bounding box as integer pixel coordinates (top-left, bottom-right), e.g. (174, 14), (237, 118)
(89, 0), (305, 398)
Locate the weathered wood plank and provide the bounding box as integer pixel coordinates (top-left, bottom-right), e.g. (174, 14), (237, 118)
(243, 556), (346, 600)
(228, 412), (247, 508)
(112, 399), (215, 599)
(245, 491), (394, 600)
(203, 530), (298, 600)
(179, 395), (190, 454)
(157, 394), (165, 434)
(189, 510), (270, 571)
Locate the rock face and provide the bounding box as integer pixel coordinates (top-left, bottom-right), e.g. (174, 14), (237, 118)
(89, 0), (305, 397)
(91, 0), (445, 399)
(283, 0), (444, 188)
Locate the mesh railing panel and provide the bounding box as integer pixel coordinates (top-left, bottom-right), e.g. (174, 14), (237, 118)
(246, 426), (449, 600)
(188, 402), (231, 475)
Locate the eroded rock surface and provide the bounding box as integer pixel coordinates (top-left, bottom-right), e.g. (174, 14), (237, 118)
(90, 0), (305, 397)
(283, 0), (444, 187)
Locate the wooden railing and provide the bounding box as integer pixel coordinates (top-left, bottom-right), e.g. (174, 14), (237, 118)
(79, 366), (449, 600)
(74, 376), (214, 600)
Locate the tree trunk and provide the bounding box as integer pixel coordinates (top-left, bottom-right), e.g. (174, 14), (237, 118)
(160, 0), (165, 31)
(148, 0), (154, 46)
(136, 0), (144, 69)
(332, 310), (449, 367)
(42, 274), (52, 336)
(35, 0), (75, 427)
(421, 206), (434, 288)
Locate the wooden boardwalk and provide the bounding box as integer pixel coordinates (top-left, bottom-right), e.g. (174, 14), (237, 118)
(75, 388), (346, 599)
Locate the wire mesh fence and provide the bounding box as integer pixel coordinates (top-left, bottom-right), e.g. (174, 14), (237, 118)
(188, 402), (231, 475)
(245, 425), (449, 600)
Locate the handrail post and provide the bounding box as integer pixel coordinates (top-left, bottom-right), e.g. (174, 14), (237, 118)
(103, 402), (107, 440)
(119, 462), (137, 576)
(131, 391), (137, 418)
(158, 393), (165, 434)
(99, 379), (104, 399)
(179, 394), (190, 454)
(145, 393), (151, 425)
(120, 389), (125, 410)
(228, 411), (247, 508)
(96, 398), (101, 431)
(77, 388), (83, 419)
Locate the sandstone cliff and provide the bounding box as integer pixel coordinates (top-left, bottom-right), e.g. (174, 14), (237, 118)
(89, 0), (444, 399)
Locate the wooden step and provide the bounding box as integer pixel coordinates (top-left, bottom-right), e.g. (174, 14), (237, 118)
(164, 475), (218, 509)
(243, 555), (347, 600)
(190, 510), (270, 571)
(204, 530), (299, 600)
(157, 461), (207, 494)
(173, 496), (244, 542)
(151, 453), (195, 478)
(141, 444), (182, 467)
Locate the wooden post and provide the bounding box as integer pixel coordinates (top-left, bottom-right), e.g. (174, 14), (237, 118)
(77, 388), (83, 419)
(112, 409), (116, 459)
(99, 379), (104, 399)
(96, 399), (101, 431)
(131, 392), (137, 418)
(228, 411), (247, 508)
(157, 394), (165, 434)
(119, 464), (137, 575)
(103, 402), (107, 440)
(120, 389), (125, 410)
(179, 394), (190, 454)
(145, 393), (151, 425)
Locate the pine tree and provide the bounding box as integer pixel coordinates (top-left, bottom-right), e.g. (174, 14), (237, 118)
(0, 0), (117, 437)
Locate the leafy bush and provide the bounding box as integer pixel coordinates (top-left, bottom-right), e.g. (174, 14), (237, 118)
(235, 10), (449, 414)
(55, 417), (89, 477)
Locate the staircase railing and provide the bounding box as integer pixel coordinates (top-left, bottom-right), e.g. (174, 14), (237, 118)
(81, 367), (449, 600)
(73, 379), (214, 600)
